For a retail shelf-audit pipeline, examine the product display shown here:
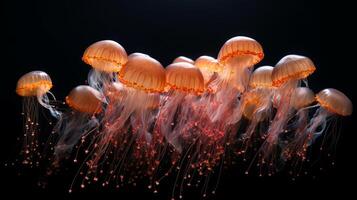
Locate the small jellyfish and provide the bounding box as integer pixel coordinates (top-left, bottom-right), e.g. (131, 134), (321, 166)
(230, 66), (275, 125)
(290, 87), (316, 111)
(194, 56), (222, 89)
(53, 85), (104, 164)
(172, 56), (195, 64)
(280, 87), (315, 162)
(238, 67), (274, 153)
(104, 81), (126, 104)
(240, 89), (270, 141)
(249, 66), (275, 89)
(16, 71), (60, 164)
(82, 40), (128, 92)
(288, 87), (316, 138)
(240, 89), (274, 150)
(308, 88), (352, 142)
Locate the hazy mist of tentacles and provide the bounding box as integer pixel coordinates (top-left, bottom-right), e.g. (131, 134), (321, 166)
(15, 36), (352, 199)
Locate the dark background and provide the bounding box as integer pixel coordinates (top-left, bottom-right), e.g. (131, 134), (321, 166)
(2, 0), (355, 199)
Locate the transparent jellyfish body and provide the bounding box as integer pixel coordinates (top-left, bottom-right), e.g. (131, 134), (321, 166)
(16, 71), (60, 165)
(257, 55), (316, 170)
(282, 88), (352, 165)
(72, 53), (166, 190)
(52, 85), (104, 166)
(13, 35), (354, 199)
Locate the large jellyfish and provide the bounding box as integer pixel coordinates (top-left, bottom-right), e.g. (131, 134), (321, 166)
(82, 40), (128, 92)
(157, 61), (204, 152)
(79, 53), (166, 188)
(157, 61), (229, 198)
(212, 36), (264, 124)
(53, 85), (104, 165)
(258, 55), (316, 168)
(16, 71), (60, 165)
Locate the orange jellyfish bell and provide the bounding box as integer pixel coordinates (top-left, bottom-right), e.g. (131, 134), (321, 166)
(16, 71), (53, 97)
(316, 88), (353, 116)
(272, 55), (316, 87)
(118, 53), (166, 93)
(66, 85), (104, 114)
(290, 87), (315, 110)
(194, 56), (222, 84)
(243, 94), (261, 120)
(216, 36), (264, 92)
(217, 36), (264, 67)
(242, 89), (270, 121)
(82, 40), (128, 72)
(249, 66), (274, 89)
(195, 56), (222, 73)
(173, 56), (194, 64)
(165, 62), (205, 94)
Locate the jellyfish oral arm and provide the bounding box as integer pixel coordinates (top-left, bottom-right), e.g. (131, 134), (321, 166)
(37, 90), (61, 119)
(307, 108), (331, 145)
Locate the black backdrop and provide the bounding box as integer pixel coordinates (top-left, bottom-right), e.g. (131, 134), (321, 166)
(2, 0), (356, 199)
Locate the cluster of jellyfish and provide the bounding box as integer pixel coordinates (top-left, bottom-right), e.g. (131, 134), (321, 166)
(16, 36), (352, 199)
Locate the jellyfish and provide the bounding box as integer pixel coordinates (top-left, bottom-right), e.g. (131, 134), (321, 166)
(157, 61), (230, 198)
(259, 55), (316, 165)
(112, 52), (165, 141)
(239, 66), (275, 140)
(157, 61), (204, 152)
(287, 89), (352, 163)
(289, 87), (316, 134)
(194, 56), (222, 91)
(211, 36), (264, 123)
(172, 56), (195, 64)
(240, 81), (275, 152)
(80, 53), (166, 187)
(16, 71), (60, 165)
(309, 88), (352, 142)
(53, 85), (104, 165)
(82, 40), (128, 92)
(277, 87), (315, 163)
